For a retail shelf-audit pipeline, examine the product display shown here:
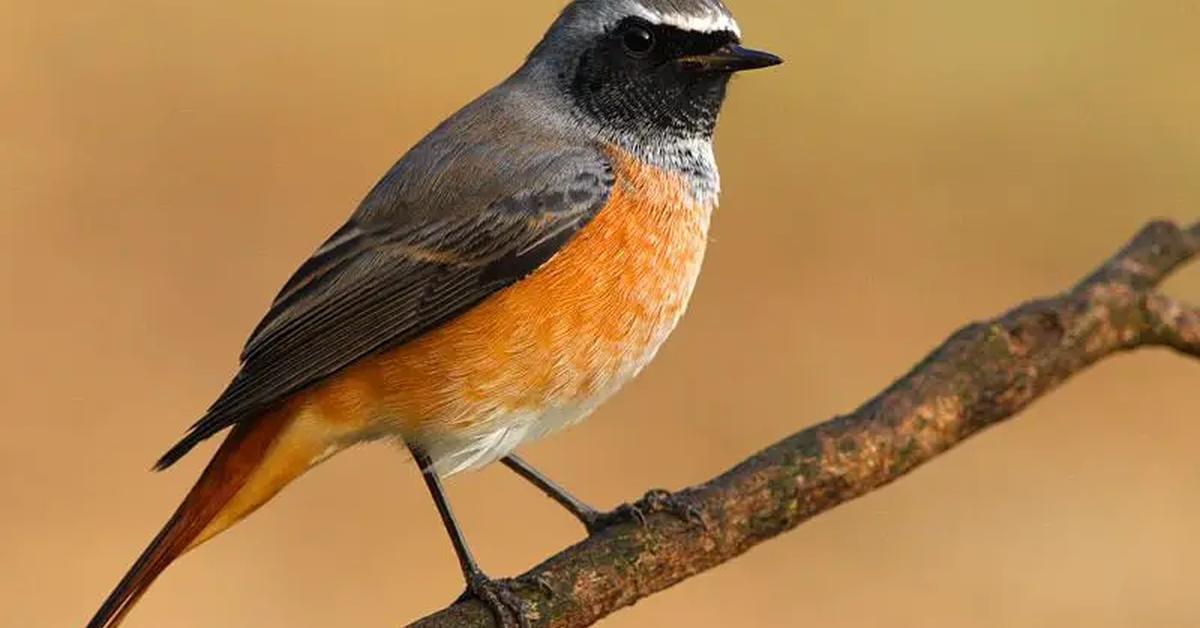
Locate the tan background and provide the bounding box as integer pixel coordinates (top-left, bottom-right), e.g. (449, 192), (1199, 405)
(2, 1), (1198, 627)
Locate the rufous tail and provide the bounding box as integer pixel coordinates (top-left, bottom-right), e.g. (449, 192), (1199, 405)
(87, 405), (342, 628)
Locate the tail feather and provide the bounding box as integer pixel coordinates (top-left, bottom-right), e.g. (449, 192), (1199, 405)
(88, 408), (294, 628)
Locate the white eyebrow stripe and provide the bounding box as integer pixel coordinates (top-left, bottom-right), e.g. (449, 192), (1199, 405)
(632, 9), (742, 37)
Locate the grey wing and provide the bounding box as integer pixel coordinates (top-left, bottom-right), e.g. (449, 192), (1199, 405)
(155, 143), (614, 469)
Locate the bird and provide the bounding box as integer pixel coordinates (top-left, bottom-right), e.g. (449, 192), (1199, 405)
(87, 0), (780, 626)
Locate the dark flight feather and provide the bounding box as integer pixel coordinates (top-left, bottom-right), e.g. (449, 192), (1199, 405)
(155, 97), (615, 469)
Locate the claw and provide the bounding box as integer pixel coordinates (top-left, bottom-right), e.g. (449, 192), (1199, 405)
(458, 570), (535, 628)
(531, 574), (556, 599)
(644, 489), (708, 529)
(584, 488), (707, 535)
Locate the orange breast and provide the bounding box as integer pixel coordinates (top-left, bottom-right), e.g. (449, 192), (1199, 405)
(296, 147), (713, 443)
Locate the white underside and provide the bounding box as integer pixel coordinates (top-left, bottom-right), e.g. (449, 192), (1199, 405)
(419, 400), (604, 478)
(412, 363), (643, 477)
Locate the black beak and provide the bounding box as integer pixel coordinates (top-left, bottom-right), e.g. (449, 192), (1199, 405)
(677, 44), (784, 74)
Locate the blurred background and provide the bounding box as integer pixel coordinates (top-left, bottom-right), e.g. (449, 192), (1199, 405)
(2, 1), (1198, 626)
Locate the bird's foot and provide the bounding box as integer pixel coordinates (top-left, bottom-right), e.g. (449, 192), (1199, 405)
(456, 570), (536, 628)
(583, 489), (707, 535)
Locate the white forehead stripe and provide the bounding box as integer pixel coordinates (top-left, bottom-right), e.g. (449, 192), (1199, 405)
(632, 8), (742, 37)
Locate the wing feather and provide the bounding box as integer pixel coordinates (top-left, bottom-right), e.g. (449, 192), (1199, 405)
(155, 135), (614, 469)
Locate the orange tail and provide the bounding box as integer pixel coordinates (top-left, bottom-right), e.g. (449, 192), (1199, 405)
(88, 404), (340, 628)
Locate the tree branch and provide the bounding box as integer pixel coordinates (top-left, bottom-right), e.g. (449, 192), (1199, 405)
(413, 220), (1200, 628)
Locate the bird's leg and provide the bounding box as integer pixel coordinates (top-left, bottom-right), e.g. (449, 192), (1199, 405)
(500, 455), (706, 536)
(500, 455), (606, 533)
(410, 446), (532, 628)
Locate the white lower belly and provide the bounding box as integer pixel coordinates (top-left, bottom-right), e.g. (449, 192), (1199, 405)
(414, 381), (625, 477)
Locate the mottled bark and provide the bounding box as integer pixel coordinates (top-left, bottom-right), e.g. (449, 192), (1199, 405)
(413, 220), (1200, 628)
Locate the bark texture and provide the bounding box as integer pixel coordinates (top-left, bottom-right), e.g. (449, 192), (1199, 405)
(413, 220), (1200, 628)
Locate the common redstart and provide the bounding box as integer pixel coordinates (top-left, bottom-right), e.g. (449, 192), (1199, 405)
(89, 1), (780, 626)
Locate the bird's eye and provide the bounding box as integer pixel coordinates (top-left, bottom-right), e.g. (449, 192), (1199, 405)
(621, 26), (656, 56)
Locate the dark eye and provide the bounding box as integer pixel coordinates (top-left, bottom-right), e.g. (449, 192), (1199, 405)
(621, 26), (656, 56)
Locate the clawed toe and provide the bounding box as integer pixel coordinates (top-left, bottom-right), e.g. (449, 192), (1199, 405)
(583, 488), (707, 535)
(458, 570), (535, 628)
(642, 489), (706, 528)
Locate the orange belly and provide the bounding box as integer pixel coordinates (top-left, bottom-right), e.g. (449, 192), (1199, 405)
(292, 147), (713, 474)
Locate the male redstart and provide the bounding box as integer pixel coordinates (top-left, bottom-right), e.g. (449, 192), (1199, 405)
(88, 1), (780, 625)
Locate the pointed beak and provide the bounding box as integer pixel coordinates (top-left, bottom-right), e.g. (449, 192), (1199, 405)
(677, 44), (784, 74)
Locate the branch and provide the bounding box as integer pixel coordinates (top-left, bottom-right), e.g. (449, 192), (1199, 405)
(413, 220), (1200, 628)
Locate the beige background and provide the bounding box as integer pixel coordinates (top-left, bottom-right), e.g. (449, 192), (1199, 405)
(2, 1), (1198, 627)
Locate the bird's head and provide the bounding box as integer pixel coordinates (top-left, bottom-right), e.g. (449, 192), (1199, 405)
(524, 0), (782, 141)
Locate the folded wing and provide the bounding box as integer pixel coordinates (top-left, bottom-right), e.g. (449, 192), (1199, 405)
(156, 131), (614, 469)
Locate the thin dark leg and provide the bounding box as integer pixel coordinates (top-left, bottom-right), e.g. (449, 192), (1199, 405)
(502, 454), (707, 535)
(408, 445), (531, 628)
(501, 455), (602, 530)
(409, 447), (481, 579)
